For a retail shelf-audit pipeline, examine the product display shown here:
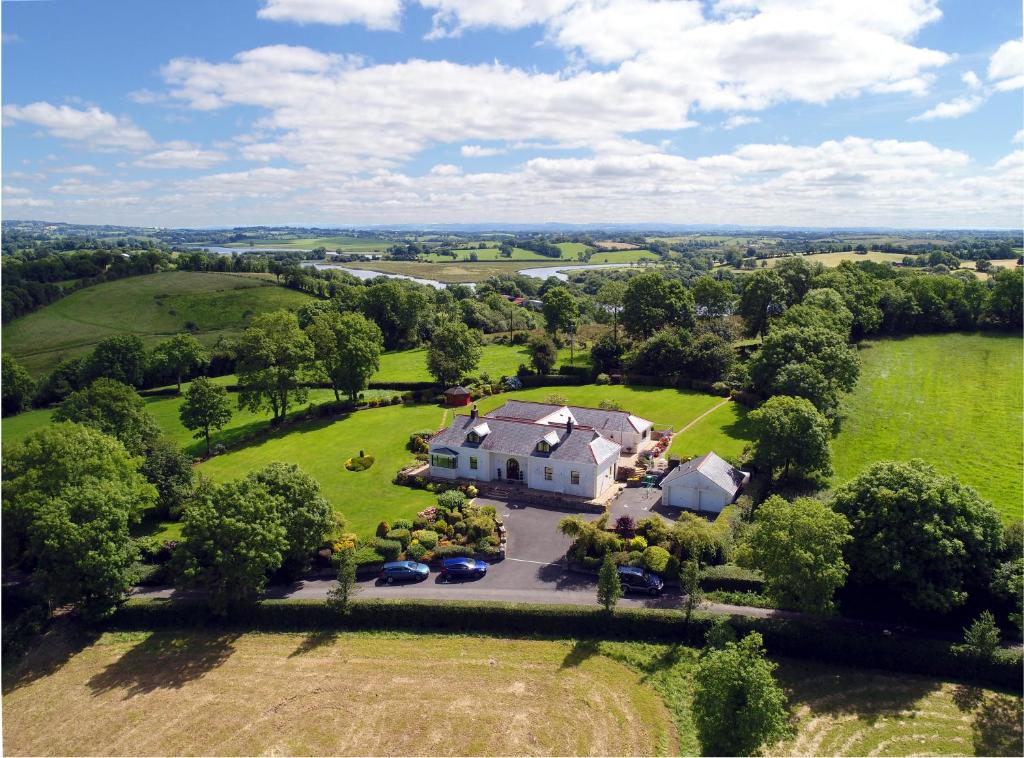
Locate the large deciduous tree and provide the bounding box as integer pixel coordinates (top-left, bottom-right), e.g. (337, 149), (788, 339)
(692, 275), (735, 320)
(542, 286), (580, 336)
(151, 333), (207, 391)
(527, 333), (558, 374)
(3, 423), (157, 618)
(621, 272), (695, 339)
(831, 459), (1004, 613)
(175, 478), (288, 614)
(595, 280), (627, 340)
(747, 395), (832, 481)
(692, 632), (790, 756)
(179, 376), (233, 455)
(140, 435), (195, 519)
(738, 495), (850, 613)
(426, 320), (483, 387)
(235, 310), (315, 423)
(53, 378), (161, 456)
(737, 268), (787, 340)
(306, 311), (383, 401)
(2, 353), (35, 416)
(79, 335), (148, 388)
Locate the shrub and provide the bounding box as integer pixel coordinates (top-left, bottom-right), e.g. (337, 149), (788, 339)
(466, 485), (479, 498)
(437, 490), (468, 511)
(595, 372), (611, 385)
(412, 530), (439, 549)
(392, 518), (414, 530)
(626, 536), (648, 552)
(614, 515), (636, 536)
(643, 546), (671, 574)
(406, 542), (428, 561)
(371, 538), (403, 561)
(412, 516), (430, 530)
(375, 521), (390, 538)
(352, 546), (385, 567)
(581, 555), (602, 570)
(385, 528), (412, 548)
(701, 564), (765, 593)
(345, 455), (375, 471)
(433, 543), (474, 559)
(476, 544), (501, 559)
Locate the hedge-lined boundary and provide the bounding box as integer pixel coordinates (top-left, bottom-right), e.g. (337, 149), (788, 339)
(106, 598), (1022, 689)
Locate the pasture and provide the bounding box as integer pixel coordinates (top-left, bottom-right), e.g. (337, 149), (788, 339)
(420, 246), (555, 262)
(341, 260), (556, 283)
(589, 249), (660, 263)
(375, 342), (589, 383)
(832, 333), (1023, 521)
(221, 235), (391, 252)
(4, 630), (1018, 757)
(2, 271), (312, 375)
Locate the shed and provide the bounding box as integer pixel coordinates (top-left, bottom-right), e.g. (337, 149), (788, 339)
(659, 452), (749, 514)
(443, 386), (472, 407)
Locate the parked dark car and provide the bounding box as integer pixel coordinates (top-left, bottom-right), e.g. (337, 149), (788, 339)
(380, 561), (430, 584)
(617, 566), (664, 596)
(439, 557), (488, 582)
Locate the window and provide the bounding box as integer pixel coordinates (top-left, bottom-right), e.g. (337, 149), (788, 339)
(570, 470), (580, 485)
(430, 454), (457, 469)
(544, 466), (553, 481)
(469, 456), (478, 470)
(537, 440), (550, 453)
(467, 432), (479, 443)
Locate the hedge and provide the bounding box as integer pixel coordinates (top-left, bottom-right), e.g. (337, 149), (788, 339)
(369, 381), (437, 391)
(700, 564), (765, 593)
(105, 599), (1022, 689)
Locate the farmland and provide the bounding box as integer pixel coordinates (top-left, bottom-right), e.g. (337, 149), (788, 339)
(340, 260), (557, 283)
(832, 333), (1023, 520)
(589, 250), (660, 263)
(2, 271), (312, 375)
(3, 630), (1018, 757)
(220, 235), (392, 252)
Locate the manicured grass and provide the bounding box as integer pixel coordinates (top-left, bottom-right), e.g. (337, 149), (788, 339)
(1, 630), (673, 757)
(3, 271), (312, 375)
(832, 333), (1023, 521)
(375, 343), (589, 384)
(341, 260), (557, 283)
(668, 400), (753, 464)
(589, 249), (660, 263)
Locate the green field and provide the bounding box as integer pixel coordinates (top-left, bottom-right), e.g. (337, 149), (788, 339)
(375, 342), (589, 383)
(589, 249), (660, 263)
(3, 272), (312, 375)
(222, 235), (391, 252)
(341, 260), (557, 283)
(832, 333), (1023, 520)
(4, 629), (1018, 757)
(420, 247), (556, 262)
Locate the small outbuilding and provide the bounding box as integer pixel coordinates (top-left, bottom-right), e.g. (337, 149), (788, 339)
(443, 386), (472, 407)
(659, 451), (749, 514)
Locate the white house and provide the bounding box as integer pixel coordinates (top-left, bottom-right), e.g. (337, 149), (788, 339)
(426, 402), (650, 499)
(660, 452), (749, 513)
(486, 400), (654, 454)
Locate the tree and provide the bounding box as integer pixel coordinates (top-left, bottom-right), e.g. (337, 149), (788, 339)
(991, 557), (1023, 633)
(235, 310), (315, 423)
(140, 436), (195, 519)
(681, 332), (734, 381)
(747, 395), (832, 481)
(776, 288), (853, 338)
(150, 333), (207, 391)
(542, 286), (580, 336)
(737, 268), (787, 340)
(590, 334), (625, 375)
(179, 376), (233, 455)
(246, 462), (335, 577)
(527, 333), (558, 374)
(738, 495), (850, 612)
(831, 460), (1004, 613)
(175, 478), (288, 614)
(692, 276), (734, 319)
(307, 311), (383, 401)
(79, 335), (147, 387)
(621, 272), (695, 339)
(327, 547), (359, 613)
(748, 326), (860, 418)
(985, 268), (1023, 328)
(692, 632), (790, 756)
(426, 320), (483, 387)
(680, 558), (703, 625)
(53, 378), (160, 456)
(958, 611), (1000, 663)
(2, 423), (157, 618)
(596, 280), (627, 340)
(597, 554), (623, 612)
(2, 353), (35, 416)
(360, 279), (431, 349)
(626, 328), (688, 375)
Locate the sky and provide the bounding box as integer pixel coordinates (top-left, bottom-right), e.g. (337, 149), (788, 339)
(2, 0), (1022, 229)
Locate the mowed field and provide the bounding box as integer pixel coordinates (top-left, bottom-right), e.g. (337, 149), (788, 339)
(222, 235), (391, 252)
(2, 271), (312, 375)
(4, 630), (1019, 757)
(832, 333), (1023, 521)
(589, 249), (660, 263)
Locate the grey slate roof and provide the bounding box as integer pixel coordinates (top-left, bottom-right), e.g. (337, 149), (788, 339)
(428, 414), (616, 464)
(660, 452), (747, 496)
(487, 400), (650, 434)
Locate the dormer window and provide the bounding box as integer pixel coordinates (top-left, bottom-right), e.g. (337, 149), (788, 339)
(537, 429), (559, 452)
(537, 440), (550, 453)
(466, 422), (490, 444)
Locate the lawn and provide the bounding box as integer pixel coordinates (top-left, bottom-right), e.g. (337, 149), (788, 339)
(4, 630), (1018, 757)
(3, 271), (312, 375)
(589, 250), (660, 263)
(667, 400), (753, 464)
(1, 630), (673, 757)
(375, 343), (589, 383)
(832, 333), (1023, 521)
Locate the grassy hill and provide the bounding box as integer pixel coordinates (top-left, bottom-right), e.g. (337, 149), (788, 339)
(3, 271), (313, 375)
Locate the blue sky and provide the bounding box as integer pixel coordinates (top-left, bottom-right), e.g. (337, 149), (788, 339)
(2, 0), (1022, 228)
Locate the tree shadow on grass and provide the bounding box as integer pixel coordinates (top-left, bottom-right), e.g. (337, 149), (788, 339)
(289, 629), (340, 658)
(561, 638), (600, 669)
(954, 685), (1024, 757)
(2, 618), (101, 694)
(87, 631), (239, 698)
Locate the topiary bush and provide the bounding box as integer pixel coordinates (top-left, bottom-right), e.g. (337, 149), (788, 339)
(412, 529), (439, 549)
(434, 543), (474, 559)
(371, 538), (403, 561)
(346, 455), (375, 471)
(385, 528), (412, 548)
(626, 535), (648, 552)
(375, 521), (390, 538)
(642, 545), (671, 574)
(392, 518), (414, 531)
(437, 489), (468, 511)
(406, 542), (428, 561)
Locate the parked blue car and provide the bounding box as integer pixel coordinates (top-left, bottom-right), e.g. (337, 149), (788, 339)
(380, 561), (430, 584)
(439, 557), (488, 582)
(617, 565), (664, 596)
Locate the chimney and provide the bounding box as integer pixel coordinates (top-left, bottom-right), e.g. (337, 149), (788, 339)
(470, 404), (478, 420)
(566, 417), (573, 433)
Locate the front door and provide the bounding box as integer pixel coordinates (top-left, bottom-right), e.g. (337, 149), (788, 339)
(506, 458), (522, 481)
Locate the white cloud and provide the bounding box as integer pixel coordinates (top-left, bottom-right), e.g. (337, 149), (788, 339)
(988, 38), (1024, 91)
(429, 163), (462, 175)
(461, 144), (506, 157)
(134, 144), (228, 169)
(56, 164), (101, 175)
(1013, 129), (1024, 144)
(723, 114), (760, 129)
(257, 0), (403, 30)
(961, 70), (981, 90)
(2, 102), (155, 151)
(909, 95), (983, 122)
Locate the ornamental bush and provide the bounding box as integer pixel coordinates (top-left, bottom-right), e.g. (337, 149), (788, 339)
(412, 529), (439, 549)
(642, 546), (672, 574)
(371, 538), (402, 561)
(433, 543), (474, 559)
(385, 528), (412, 548)
(437, 489), (467, 511)
(406, 542), (428, 562)
(392, 518), (414, 530)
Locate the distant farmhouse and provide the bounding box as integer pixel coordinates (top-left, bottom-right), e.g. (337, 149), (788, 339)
(428, 400), (653, 499)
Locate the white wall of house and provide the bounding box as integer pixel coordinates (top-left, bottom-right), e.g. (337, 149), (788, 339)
(662, 471), (732, 513)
